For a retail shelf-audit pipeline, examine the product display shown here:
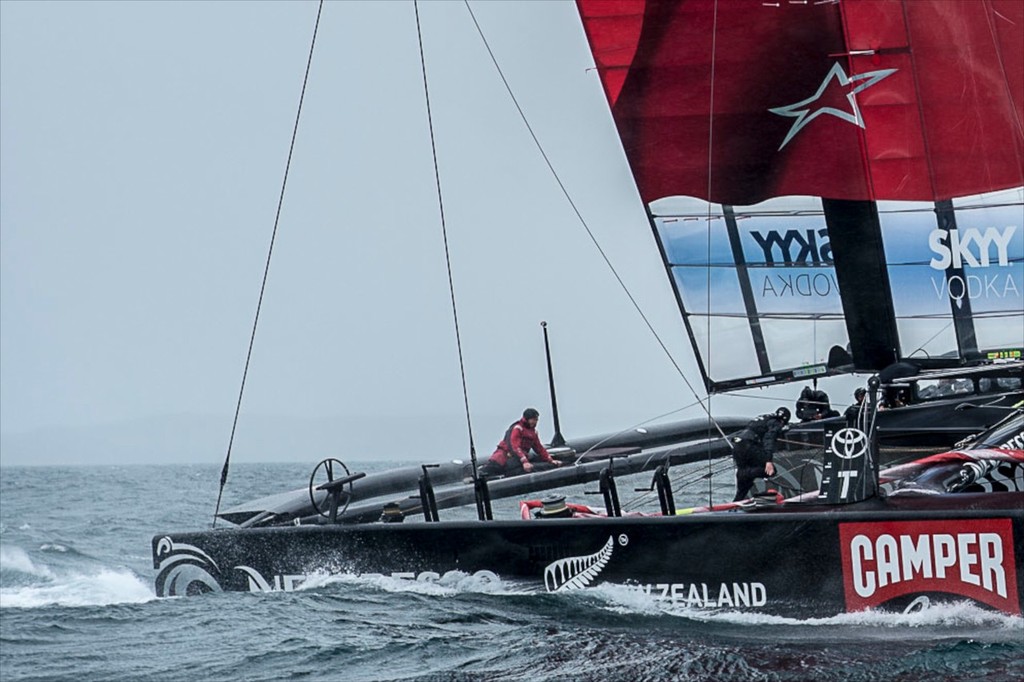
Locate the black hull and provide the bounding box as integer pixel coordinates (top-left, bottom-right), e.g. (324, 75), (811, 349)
(154, 494), (1024, 617)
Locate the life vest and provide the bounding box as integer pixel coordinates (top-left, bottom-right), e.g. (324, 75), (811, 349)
(500, 421), (521, 454)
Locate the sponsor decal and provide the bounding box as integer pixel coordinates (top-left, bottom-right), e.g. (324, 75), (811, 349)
(240, 568), (501, 593)
(631, 582), (767, 608)
(154, 537), (225, 597)
(821, 427), (873, 503)
(544, 536), (620, 592)
(830, 428), (868, 461)
(929, 273), (1021, 306)
(1001, 431), (1024, 451)
(929, 227), (1017, 270)
(745, 227), (841, 304)
(760, 272), (839, 298)
(793, 365), (827, 379)
(236, 567), (307, 593)
(750, 228), (832, 266)
(839, 519), (1020, 614)
(768, 62), (897, 150)
(928, 226), (1021, 308)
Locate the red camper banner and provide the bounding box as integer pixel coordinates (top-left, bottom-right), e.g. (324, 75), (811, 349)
(839, 519), (1020, 614)
(577, 0), (1024, 205)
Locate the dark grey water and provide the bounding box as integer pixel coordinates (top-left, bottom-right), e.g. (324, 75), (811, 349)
(2, 463), (1022, 681)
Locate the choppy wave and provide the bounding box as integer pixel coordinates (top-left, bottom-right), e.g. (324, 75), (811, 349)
(0, 545), (55, 580)
(39, 543), (69, 553)
(0, 543), (155, 608)
(0, 568), (155, 609)
(2, 463), (1022, 682)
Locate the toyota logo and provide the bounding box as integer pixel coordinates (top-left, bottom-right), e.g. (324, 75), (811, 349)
(830, 428), (868, 460)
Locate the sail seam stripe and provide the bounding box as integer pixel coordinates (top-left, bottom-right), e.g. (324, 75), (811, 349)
(896, 0), (937, 200)
(212, 0), (326, 527)
(983, 0), (1024, 149)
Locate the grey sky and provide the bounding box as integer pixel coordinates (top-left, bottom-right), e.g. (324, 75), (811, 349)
(1, 0), (833, 466)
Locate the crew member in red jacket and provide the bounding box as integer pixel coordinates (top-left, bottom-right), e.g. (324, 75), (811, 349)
(479, 408), (564, 477)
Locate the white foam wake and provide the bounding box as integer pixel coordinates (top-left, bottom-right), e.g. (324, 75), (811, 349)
(0, 567), (156, 609)
(295, 569), (523, 597)
(586, 582), (1024, 631)
(0, 544), (156, 609)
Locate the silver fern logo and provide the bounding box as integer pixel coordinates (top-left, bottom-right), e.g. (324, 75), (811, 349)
(543, 536), (618, 592)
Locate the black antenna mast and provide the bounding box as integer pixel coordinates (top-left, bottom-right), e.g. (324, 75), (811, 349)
(541, 321), (566, 447)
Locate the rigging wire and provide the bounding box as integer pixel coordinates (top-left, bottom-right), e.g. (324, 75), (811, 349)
(212, 0), (325, 528)
(571, 398), (713, 459)
(704, 0), (723, 507)
(462, 1), (730, 446)
(414, 0), (479, 475)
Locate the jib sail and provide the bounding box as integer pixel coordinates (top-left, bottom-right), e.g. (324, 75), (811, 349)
(577, 0), (1023, 392)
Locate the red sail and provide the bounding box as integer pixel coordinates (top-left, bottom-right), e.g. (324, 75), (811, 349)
(577, 0), (1024, 206)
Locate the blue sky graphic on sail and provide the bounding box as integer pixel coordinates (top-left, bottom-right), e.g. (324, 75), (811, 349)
(651, 190), (1023, 391)
(652, 196), (850, 389)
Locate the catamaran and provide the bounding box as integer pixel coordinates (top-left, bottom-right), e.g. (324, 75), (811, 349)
(153, 0), (1023, 616)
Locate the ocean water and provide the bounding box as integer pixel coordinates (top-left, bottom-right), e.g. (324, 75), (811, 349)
(1, 462), (1022, 682)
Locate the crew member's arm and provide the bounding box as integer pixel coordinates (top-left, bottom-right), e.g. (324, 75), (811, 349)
(534, 437), (554, 464)
(760, 420), (784, 477)
(762, 420), (784, 458)
(532, 433), (564, 466)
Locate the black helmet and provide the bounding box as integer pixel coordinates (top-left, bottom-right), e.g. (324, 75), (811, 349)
(523, 408), (540, 420)
(775, 406), (791, 423)
(854, 387), (867, 400)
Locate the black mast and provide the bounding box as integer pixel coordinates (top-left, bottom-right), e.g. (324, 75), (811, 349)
(541, 321), (566, 447)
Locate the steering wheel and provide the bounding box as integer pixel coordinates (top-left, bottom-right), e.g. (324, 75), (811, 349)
(308, 458), (353, 518)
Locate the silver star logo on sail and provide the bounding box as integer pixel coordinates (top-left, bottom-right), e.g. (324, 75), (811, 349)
(769, 62), (897, 151)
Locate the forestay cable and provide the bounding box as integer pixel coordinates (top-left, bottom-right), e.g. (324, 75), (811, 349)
(414, 1), (479, 474)
(212, 0), (325, 527)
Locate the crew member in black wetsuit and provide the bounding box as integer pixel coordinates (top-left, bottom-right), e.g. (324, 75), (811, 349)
(731, 407), (790, 501)
(796, 386), (840, 422)
(844, 387), (867, 426)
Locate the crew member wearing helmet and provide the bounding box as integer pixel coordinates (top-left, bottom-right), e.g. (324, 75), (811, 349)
(479, 408), (564, 477)
(730, 407), (790, 501)
(844, 387), (868, 427)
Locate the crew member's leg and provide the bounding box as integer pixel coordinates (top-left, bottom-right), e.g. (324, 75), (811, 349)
(734, 471), (756, 501)
(503, 458), (526, 477)
(731, 439), (755, 501)
(477, 460), (502, 477)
